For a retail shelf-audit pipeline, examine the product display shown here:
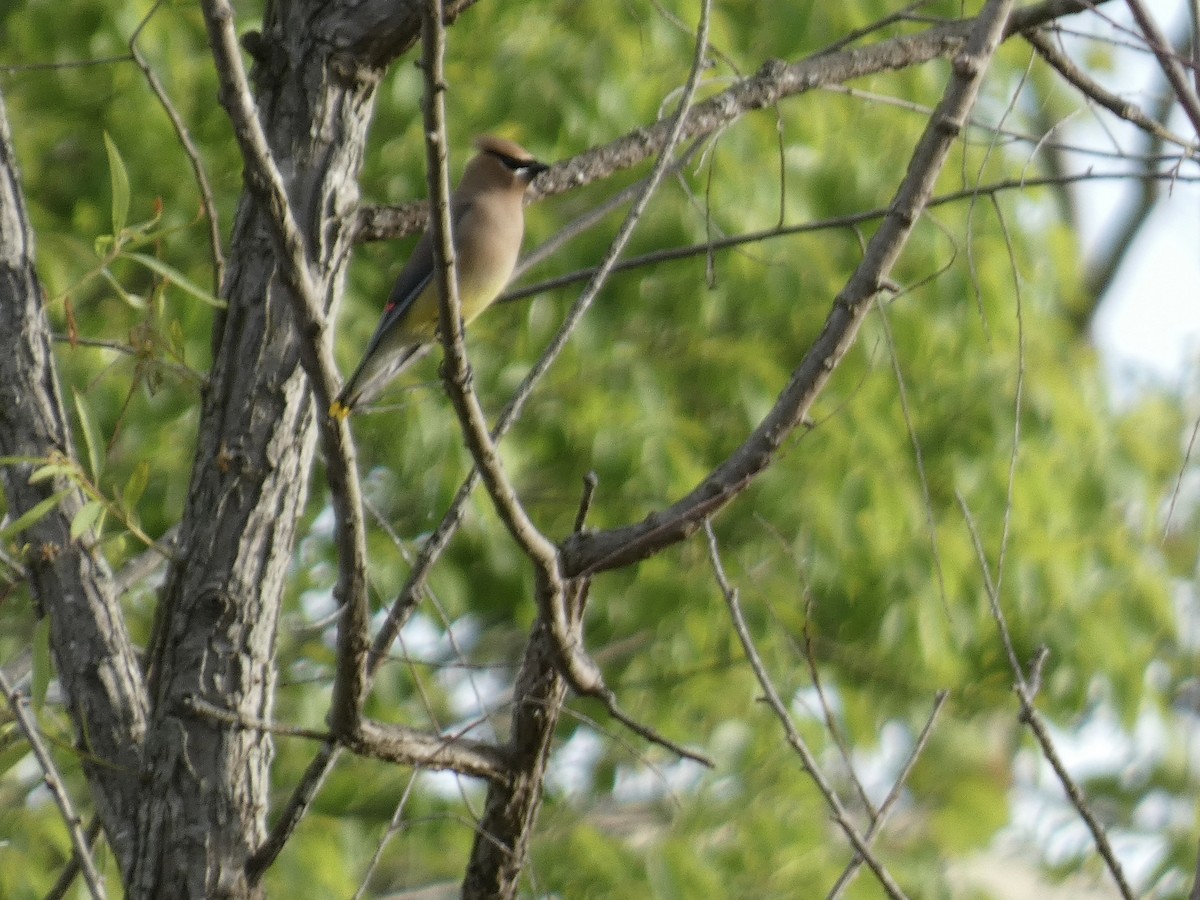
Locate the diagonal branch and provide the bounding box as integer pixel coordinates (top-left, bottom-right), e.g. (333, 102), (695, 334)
(1126, 0), (1200, 138)
(704, 522), (907, 899)
(956, 493), (1135, 899)
(0, 669), (107, 900)
(355, 0), (1115, 243)
(1024, 26), (1194, 149)
(827, 690), (949, 898)
(561, 0), (1021, 578)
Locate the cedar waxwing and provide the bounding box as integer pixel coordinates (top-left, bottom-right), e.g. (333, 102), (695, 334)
(330, 135), (549, 418)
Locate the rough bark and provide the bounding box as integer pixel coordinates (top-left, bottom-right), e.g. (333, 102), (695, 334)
(128, 4), (397, 896)
(462, 619), (568, 899)
(0, 91), (149, 877)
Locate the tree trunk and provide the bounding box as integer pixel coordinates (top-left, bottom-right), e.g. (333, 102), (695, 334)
(127, 6), (381, 895)
(0, 89), (148, 881)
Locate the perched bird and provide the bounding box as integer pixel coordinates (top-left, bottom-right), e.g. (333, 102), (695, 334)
(330, 135), (549, 419)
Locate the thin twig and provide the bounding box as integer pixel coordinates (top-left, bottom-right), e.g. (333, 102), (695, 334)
(352, 770), (419, 900)
(0, 669), (107, 900)
(178, 694), (332, 742)
(704, 521), (908, 900)
(129, 0), (225, 294)
(1126, 0), (1200, 138)
(513, 137), (709, 281)
(1192, 0), (1200, 97)
(872, 295), (949, 616)
(573, 472), (599, 534)
(43, 817), (104, 900)
(827, 690), (949, 898)
(956, 494), (1134, 899)
(797, 594), (876, 818)
(988, 195), (1024, 597)
(1162, 412), (1200, 544)
(500, 167), (1200, 305)
(1024, 27), (1193, 148)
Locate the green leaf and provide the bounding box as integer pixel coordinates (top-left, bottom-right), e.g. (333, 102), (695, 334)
(72, 390), (103, 482)
(126, 252), (227, 309)
(103, 132), (130, 238)
(0, 490), (71, 540)
(27, 462), (74, 484)
(169, 319), (186, 361)
(69, 499), (104, 540)
(100, 267), (147, 310)
(122, 461), (150, 513)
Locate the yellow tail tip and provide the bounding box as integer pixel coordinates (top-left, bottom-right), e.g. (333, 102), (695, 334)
(328, 400), (352, 421)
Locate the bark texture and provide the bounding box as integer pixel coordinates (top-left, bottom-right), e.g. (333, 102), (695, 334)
(0, 92), (148, 877)
(125, 4), (407, 896)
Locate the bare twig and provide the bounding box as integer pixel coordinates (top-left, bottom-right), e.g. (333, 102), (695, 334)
(0, 669), (107, 900)
(560, 0), (1022, 578)
(352, 771), (419, 900)
(178, 694), (332, 742)
(956, 494), (1135, 899)
(1192, 0), (1200, 96)
(113, 524), (178, 596)
(704, 521), (907, 899)
(1024, 27), (1193, 148)
(988, 196), (1024, 598)
(873, 295), (948, 615)
(513, 136), (709, 281)
(827, 690), (948, 898)
(501, 167), (1199, 306)
(1163, 411), (1200, 543)
(43, 817), (104, 900)
(573, 472), (599, 534)
(799, 608), (877, 816)
(1126, 0), (1200, 138)
(129, 0), (225, 294)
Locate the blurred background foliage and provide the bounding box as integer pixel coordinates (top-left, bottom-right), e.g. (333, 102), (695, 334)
(1, 0), (1197, 896)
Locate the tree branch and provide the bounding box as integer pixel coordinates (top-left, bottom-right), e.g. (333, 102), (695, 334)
(705, 522), (907, 899)
(560, 0), (1021, 577)
(354, 0), (1114, 244)
(1126, 0), (1200, 138)
(1, 669), (108, 900)
(956, 493), (1135, 899)
(198, 0), (370, 737)
(827, 690), (949, 898)
(1024, 27), (1193, 149)
(0, 87), (147, 876)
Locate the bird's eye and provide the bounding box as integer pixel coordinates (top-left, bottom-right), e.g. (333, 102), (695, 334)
(491, 152), (531, 171)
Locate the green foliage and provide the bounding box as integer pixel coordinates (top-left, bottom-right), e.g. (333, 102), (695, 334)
(1, 0), (1196, 896)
